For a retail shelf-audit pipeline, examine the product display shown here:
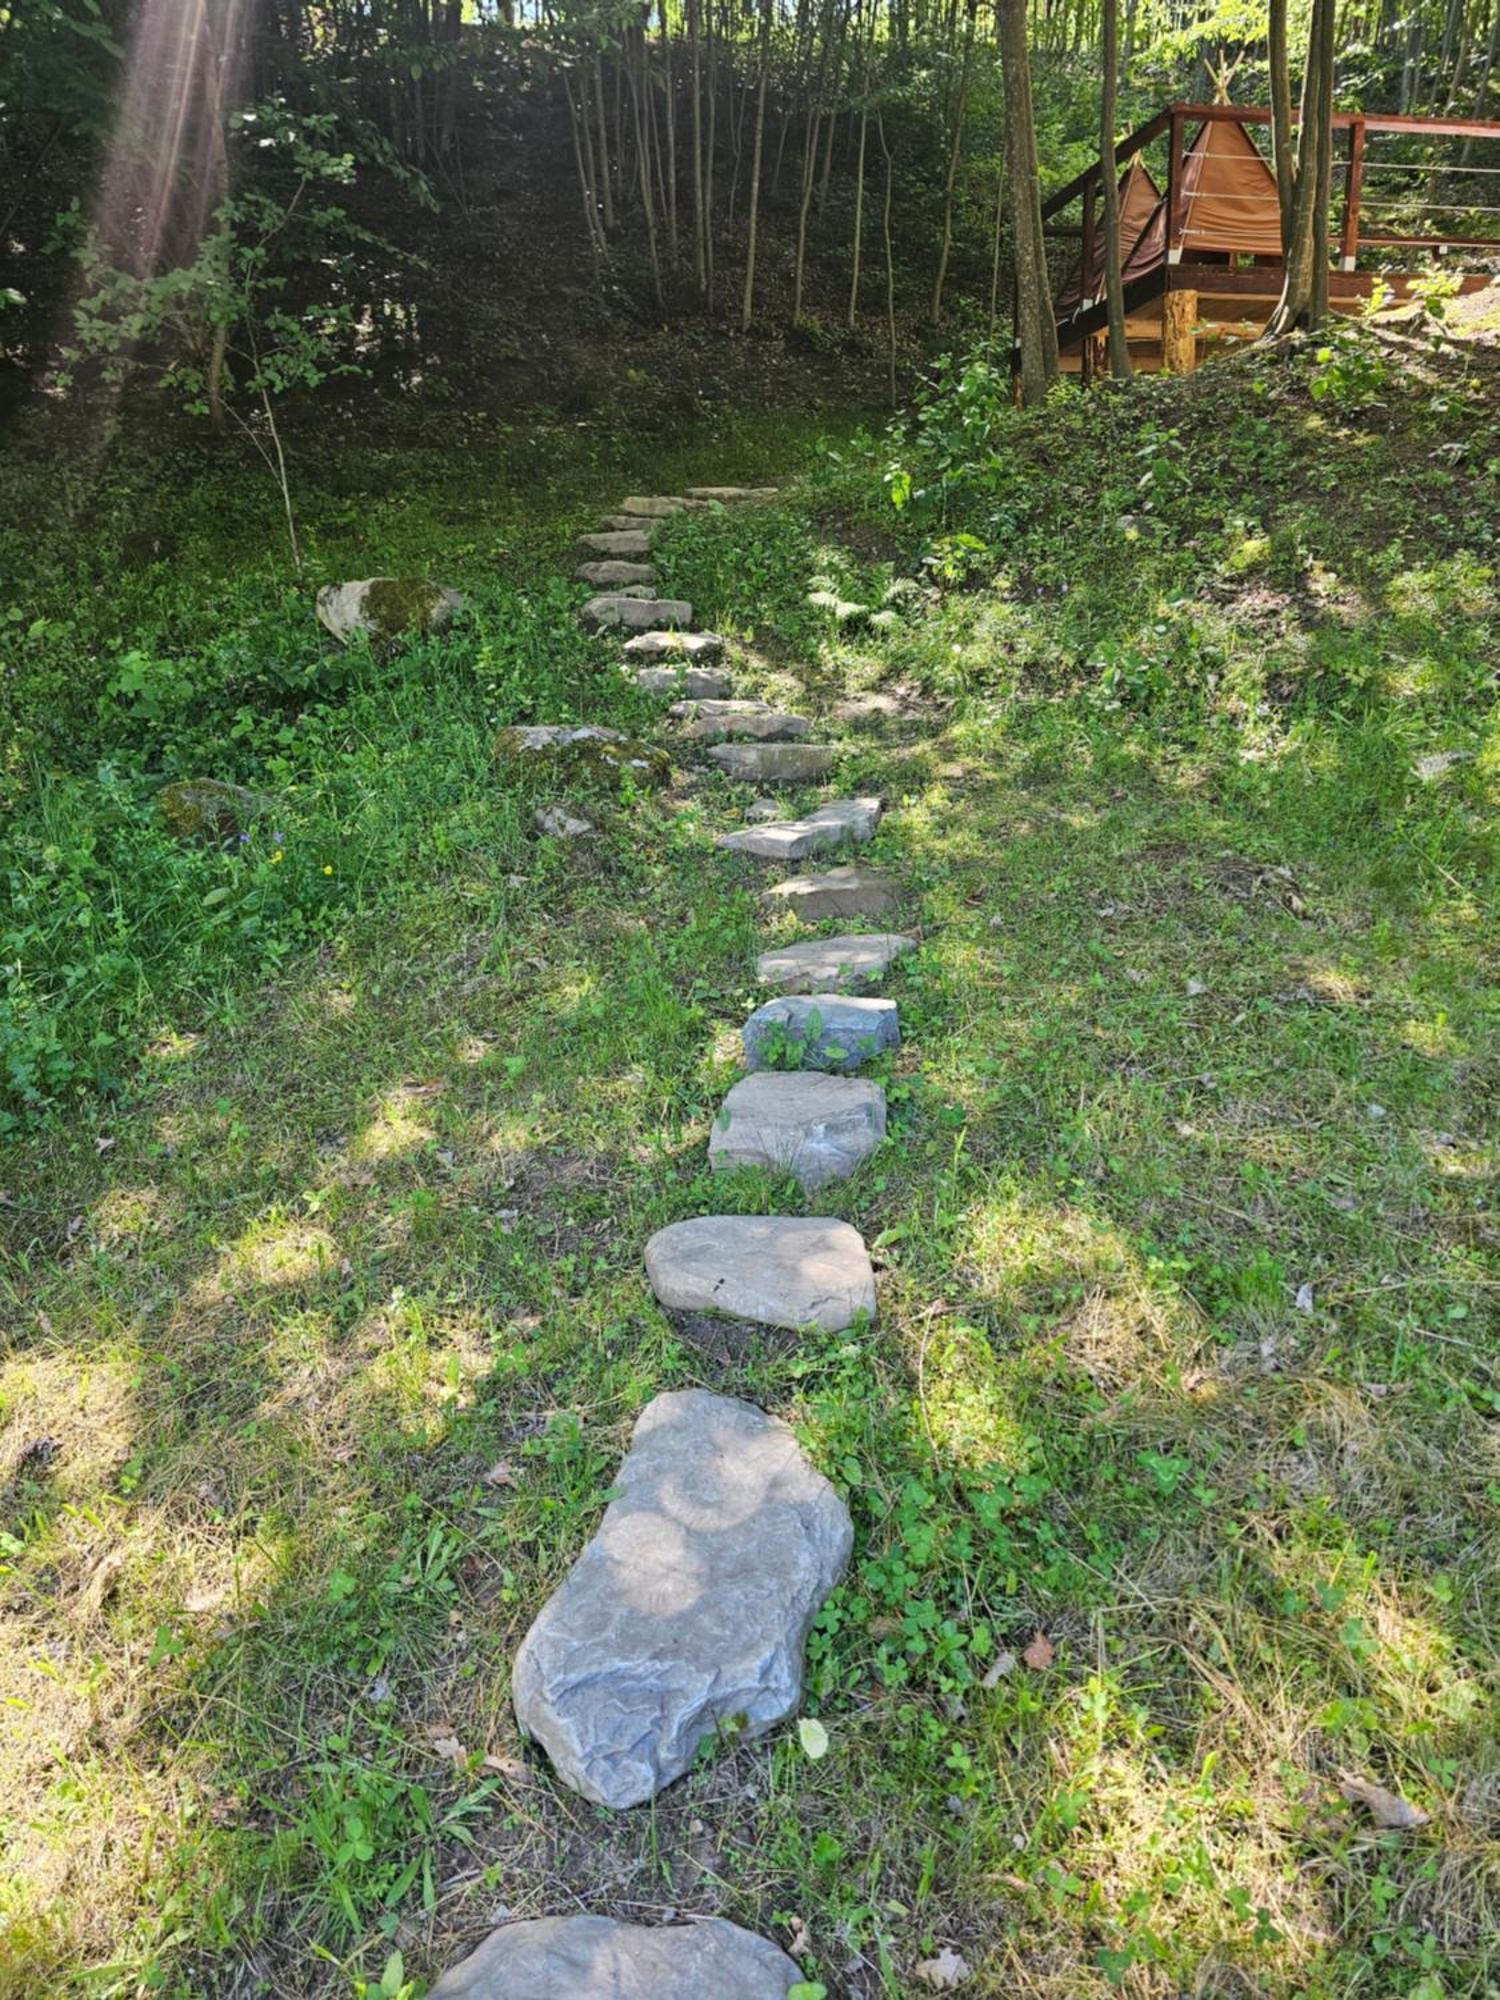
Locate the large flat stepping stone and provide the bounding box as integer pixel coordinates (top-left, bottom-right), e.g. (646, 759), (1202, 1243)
(686, 485), (779, 502)
(429, 1914), (804, 1999)
(764, 864), (898, 922)
(709, 741), (837, 782)
(578, 528), (656, 558)
(673, 699), (810, 742)
(494, 724), (670, 787)
(645, 1214), (876, 1331)
(511, 1388), (851, 1809)
(757, 931), (916, 992)
(709, 1071), (886, 1190)
(623, 627), (725, 663)
(635, 665), (735, 699)
(581, 594), (692, 633)
(576, 559), (657, 587)
(619, 494), (707, 517)
(717, 796), (882, 860)
(744, 994), (900, 1072)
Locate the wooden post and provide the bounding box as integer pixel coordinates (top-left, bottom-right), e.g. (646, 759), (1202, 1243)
(1081, 169), (1096, 304)
(1165, 106), (1185, 263)
(1162, 285), (1197, 372)
(1340, 114), (1366, 271)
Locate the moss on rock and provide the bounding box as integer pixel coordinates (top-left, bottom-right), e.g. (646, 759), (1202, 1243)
(493, 725), (671, 790)
(158, 779), (269, 844)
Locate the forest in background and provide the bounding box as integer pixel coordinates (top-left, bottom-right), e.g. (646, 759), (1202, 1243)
(4, 0), (1500, 427)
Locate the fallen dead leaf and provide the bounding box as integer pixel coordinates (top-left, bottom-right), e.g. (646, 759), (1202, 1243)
(1339, 1772), (1430, 1831)
(482, 1751), (531, 1782)
(424, 1724), (466, 1767)
(1022, 1630), (1055, 1671)
(914, 1946), (973, 1989)
(482, 1459), (521, 1489)
(981, 1650), (1017, 1689)
(786, 1915), (812, 1962)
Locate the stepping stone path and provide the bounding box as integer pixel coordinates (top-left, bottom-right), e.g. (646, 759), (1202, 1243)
(576, 559), (657, 587)
(743, 994), (900, 1072)
(717, 795), (882, 860)
(636, 665), (735, 698)
(709, 1071), (886, 1190)
(623, 628), (725, 662)
(580, 593), (693, 633)
(429, 1915), (804, 1999)
(708, 740), (837, 782)
(672, 698), (811, 742)
(578, 527), (656, 557)
(645, 1214), (876, 1330)
(465, 474), (935, 1987)
(511, 1389), (852, 1809)
(757, 931), (917, 992)
(764, 863), (898, 921)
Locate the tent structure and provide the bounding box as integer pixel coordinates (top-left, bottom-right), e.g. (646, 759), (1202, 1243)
(1054, 158), (1162, 317)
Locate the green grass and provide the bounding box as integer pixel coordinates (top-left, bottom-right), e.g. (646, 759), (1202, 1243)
(2, 338), (1498, 1999)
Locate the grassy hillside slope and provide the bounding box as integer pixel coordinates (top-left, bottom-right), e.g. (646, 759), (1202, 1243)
(1, 322), (1496, 1998)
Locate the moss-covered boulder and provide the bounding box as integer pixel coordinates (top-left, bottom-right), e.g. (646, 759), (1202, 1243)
(316, 576), (465, 646)
(493, 725), (670, 790)
(158, 778), (270, 844)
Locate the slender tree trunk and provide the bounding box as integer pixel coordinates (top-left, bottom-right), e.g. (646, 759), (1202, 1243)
(1269, 0), (1296, 246)
(847, 10), (872, 327)
(1267, 0), (1336, 334)
(741, 0), (772, 330)
(877, 108), (897, 406)
(987, 163), (1006, 339)
(660, 0), (680, 263)
(997, 0), (1057, 402)
(1099, 0), (1131, 377)
(592, 54), (615, 230)
(688, 0), (707, 288)
(930, 0), (976, 324)
(627, 27), (666, 308)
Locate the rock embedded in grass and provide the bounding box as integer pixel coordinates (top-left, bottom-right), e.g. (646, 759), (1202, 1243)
(763, 864), (897, 922)
(581, 593), (692, 633)
(494, 724), (670, 788)
(315, 575), (464, 645)
(634, 665), (735, 699)
(756, 932), (916, 992)
(742, 994), (900, 1072)
(534, 805), (594, 838)
(717, 796), (882, 860)
(428, 1914), (805, 1999)
(645, 1214), (876, 1331)
(685, 485), (779, 502)
(575, 560), (658, 587)
(622, 627), (725, 662)
(510, 1388), (852, 1810)
(708, 741), (837, 782)
(577, 528), (655, 558)
(672, 700), (811, 742)
(708, 1071), (886, 1190)
(157, 778), (272, 845)
(618, 494), (704, 516)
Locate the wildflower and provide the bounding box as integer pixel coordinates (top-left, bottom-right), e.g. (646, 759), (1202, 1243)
(272, 850), (284, 864)
(323, 864), (333, 875)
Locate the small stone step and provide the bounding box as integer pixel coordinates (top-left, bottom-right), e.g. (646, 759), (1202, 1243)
(578, 528), (655, 558)
(575, 560), (657, 588)
(635, 665), (735, 699)
(619, 494), (705, 516)
(673, 700), (810, 742)
(709, 1071), (886, 1191)
(686, 485), (779, 502)
(757, 932), (916, 992)
(645, 1214), (876, 1331)
(622, 628), (726, 663)
(717, 796), (882, 861)
(764, 864), (898, 922)
(743, 994), (900, 1072)
(428, 1915), (805, 1999)
(581, 594), (693, 633)
(599, 513), (643, 531)
(708, 741), (837, 782)
(511, 1389), (852, 1809)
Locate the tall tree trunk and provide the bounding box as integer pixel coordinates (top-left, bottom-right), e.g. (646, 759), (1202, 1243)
(741, 0), (772, 330)
(930, 0), (976, 324)
(1269, 0), (1296, 247)
(877, 108), (898, 406)
(1266, 0), (1336, 334)
(1099, 0), (1131, 377)
(847, 8), (872, 327)
(591, 54), (615, 230)
(688, 0), (707, 288)
(660, 0), (680, 263)
(627, 28), (666, 309)
(996, 0), (1057, 402)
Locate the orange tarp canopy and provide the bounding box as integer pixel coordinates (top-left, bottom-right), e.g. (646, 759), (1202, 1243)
(1055, 158), (1161, 316)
